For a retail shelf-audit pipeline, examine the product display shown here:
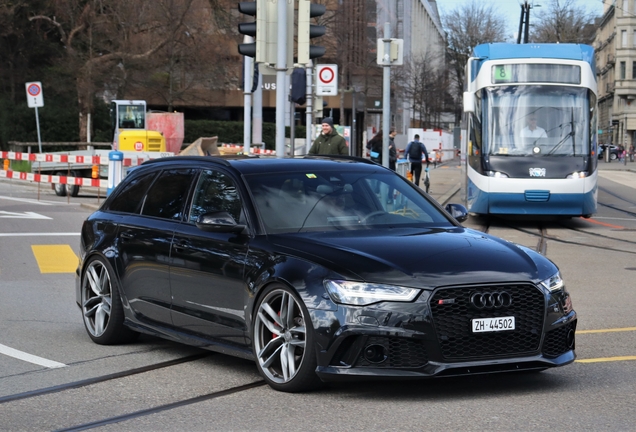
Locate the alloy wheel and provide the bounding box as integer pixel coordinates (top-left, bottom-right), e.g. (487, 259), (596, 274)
(253, 289), (307, 384)
(82, 260), (112, 337)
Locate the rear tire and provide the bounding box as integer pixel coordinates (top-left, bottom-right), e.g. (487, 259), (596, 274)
(68, 171), (80, 197)
(80, 256), (139, 345)
(252, 284), (321, 392)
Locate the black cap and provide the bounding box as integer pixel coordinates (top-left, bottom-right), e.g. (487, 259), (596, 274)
(322, 117), (334, 127)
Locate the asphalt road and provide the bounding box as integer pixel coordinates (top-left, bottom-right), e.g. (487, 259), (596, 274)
(0, 171), (635, 431)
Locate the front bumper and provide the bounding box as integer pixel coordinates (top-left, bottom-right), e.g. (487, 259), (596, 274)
(311, 283), (577, 381)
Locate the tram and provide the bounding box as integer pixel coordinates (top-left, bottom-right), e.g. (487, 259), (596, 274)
(463, 43), (598, 217)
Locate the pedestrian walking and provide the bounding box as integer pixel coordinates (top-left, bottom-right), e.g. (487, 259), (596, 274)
(367, 130), (383, 164)
(308, 117), (348, 156)
(404, 134), (430, 187)
(629, 144), (635, 162)
(388, 129), (398, 171)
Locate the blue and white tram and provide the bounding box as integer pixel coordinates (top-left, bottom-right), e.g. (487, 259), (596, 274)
(463, 43), (598, 217)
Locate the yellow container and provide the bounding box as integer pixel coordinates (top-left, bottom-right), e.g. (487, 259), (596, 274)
(118, 130), (166, 152)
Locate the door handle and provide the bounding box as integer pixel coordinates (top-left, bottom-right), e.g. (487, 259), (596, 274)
(120, 231), (134, 241)
(172, 240), (190, 252)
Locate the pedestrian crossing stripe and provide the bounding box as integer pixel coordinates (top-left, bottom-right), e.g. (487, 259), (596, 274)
(31, 245), (78, 273)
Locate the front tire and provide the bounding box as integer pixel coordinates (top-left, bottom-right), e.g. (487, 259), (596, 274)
(80, 256), (138, 345)
(252, 284), (321, 392)
(54, 172), (67, 196)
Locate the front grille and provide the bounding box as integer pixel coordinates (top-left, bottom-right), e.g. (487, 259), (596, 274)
(430, 284), (545, 361)
(543, 321), (576, 358)
(355, 336), (429, 368)
(148, 140), (162, 152)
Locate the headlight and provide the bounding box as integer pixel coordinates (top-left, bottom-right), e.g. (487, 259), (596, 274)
(539, 272), (564, 292)
(566, 171), (588, 179)
(324, 280), (420, 306)
(486, 171), (509, 178)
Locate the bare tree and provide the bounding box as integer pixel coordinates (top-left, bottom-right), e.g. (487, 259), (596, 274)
(442, 1), (507, 122)
(394, 52), (450, 129)
(530, 0), (597, 44)
(28, 0), (225, 141)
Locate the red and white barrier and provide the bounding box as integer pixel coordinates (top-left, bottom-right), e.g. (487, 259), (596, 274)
(0, 169), (108, 188)
(0, 151), (161, 166)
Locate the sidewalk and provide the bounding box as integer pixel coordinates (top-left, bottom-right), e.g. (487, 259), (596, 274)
(417, 158), (462, 206)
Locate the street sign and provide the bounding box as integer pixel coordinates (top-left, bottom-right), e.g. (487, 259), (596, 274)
(316, 64), (337, 96)
(25, 82), (44, 108)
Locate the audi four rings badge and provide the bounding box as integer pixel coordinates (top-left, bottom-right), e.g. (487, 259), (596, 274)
(470, 292), (512, 309)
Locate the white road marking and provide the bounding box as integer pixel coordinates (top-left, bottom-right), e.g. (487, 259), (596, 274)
(0, 233), (79, 237)
(0, 195), (53, 205)
(0, 211), (51, 219)
(0, 343), (66, 369)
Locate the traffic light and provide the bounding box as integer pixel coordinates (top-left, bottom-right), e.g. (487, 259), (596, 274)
(297, 0), (326, 65)
(237, 1), (261, 58)
(238, 0), (292, 68)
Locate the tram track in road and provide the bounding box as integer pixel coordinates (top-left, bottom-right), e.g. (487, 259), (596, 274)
(475, 216), (636, 256)
(55, 380), (266, 432)
(0, 352), (209, 404)
(1, 350), (266, 431)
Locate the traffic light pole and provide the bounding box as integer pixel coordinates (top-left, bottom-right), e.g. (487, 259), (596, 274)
(382, 22), (391, 168)
(275, 0), (288, 158)
(243, 36), (253, 154)
(305, 60), (314, 153)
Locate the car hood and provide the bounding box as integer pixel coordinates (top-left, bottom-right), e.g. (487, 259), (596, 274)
(268, 227), (557, 288)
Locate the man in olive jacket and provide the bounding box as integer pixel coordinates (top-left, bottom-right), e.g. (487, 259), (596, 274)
(308, 117), (348, 155)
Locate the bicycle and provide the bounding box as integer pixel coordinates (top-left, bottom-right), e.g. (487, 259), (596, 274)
(423, 166), (431, 193)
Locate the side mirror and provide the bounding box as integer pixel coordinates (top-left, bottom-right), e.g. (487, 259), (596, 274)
(445, 203), (469, 223)
(463, 92), (475, 113)
(195, 211), (246, 234)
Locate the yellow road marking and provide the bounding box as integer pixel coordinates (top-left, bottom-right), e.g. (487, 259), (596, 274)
(576, 356), (636, 363)
(577, 327), (636, 334)
(31, 245), (78, 273)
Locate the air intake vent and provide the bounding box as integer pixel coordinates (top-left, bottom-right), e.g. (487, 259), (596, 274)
(525, 190), (550, 202)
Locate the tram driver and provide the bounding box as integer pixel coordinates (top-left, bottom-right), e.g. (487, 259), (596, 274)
(520, 115), (548, 139)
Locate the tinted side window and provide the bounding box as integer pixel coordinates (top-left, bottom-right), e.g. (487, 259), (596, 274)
(189, 169), (242, 223)
(142, 169), (196, 221)
(107, 172), (157, 214)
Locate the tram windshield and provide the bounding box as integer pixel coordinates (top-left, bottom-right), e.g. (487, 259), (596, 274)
(484, 86), (591, 157)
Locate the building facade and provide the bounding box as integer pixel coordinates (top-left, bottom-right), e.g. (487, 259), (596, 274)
(596, 0), (636, 149)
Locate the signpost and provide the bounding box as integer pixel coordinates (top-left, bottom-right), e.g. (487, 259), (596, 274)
(25, 82), (44, 153)
(316, 64), (337, 96)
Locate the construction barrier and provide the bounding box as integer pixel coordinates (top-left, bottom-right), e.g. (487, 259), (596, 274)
(0, 169), (108, 188)
(0, 150), (164, 166)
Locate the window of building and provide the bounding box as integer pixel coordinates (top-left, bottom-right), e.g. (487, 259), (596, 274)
(633, 61), (636, 79)
(622, 30), (627, 47)
(624, 0), (629, 14)
(621, 61), (626, 79)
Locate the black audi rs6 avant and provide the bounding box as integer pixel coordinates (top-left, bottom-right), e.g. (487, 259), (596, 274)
(76, 155), (576, 392)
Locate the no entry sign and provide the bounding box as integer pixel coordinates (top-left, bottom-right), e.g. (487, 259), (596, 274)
(316, 64), (338, 96)
(25, 82), (44, 108)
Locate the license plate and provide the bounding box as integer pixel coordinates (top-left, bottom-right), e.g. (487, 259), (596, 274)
(472, 316), (515, 333)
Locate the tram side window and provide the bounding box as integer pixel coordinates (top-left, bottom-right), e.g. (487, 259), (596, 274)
(470, 94), (483, 156)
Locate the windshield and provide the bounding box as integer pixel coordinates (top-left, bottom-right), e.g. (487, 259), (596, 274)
(484, 86), (590, 157)
(245, 169), (453, 234)
(118, 104), (146, 129)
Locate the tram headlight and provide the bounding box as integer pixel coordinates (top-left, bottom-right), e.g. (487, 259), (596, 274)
(566, 171), (588, 179)
(486, 171), (509, 178)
